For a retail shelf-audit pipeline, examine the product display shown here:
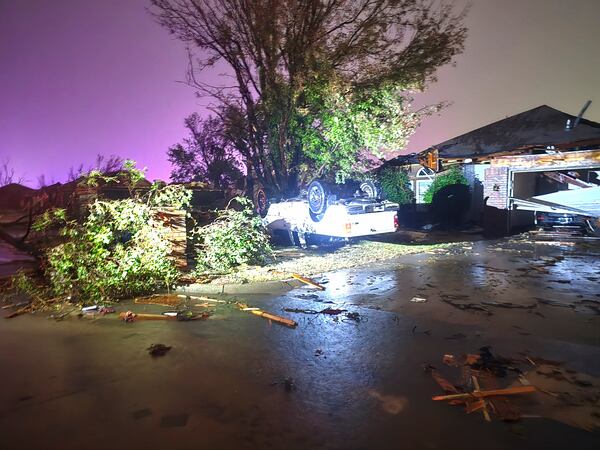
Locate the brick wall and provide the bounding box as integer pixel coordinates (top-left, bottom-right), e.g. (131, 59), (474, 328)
(483, 166), (509, 209)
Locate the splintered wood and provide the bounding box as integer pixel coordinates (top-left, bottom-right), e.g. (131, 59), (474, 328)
(432, 385), (536, 401)
(236, 302), (297, 328)
(429, 351), (538, 423)
(291, 273), (325, 290)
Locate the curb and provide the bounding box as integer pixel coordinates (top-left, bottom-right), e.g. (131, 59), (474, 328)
(175, 278), (303, 296)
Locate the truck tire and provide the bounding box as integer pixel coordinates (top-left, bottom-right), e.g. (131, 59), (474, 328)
(307, 180), (329, 215)
(253, 186), (269, 217)
(359, 180), (379, 199)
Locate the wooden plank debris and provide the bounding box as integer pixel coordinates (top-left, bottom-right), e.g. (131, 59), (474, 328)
(472, 376), (492, 422)
(432, 385), (536, 401)
(291, 273), (326, 290)
(237, 302), (297, 328)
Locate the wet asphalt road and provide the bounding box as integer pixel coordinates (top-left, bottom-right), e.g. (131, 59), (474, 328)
(0, 237), (599, 450)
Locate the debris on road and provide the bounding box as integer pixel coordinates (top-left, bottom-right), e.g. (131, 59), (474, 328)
(428, 346), (600, 429)
(443, 354), (458, 367)
(148, 343), (172, 357)
(319, 307), (346, 315)
(344, 311), (361, 322)
(283, 307), (318, 314)
(291, 273), (326, 290)
(410, 296), (427, 303)
(81, 305), (98, 312)
(120, 311), (210, 322)
(283, 307), (347, 316)
(178, 294), (226, 303)
(424, 366), (460, 395)
(237, 302), (297, 328)
(283, 307), (361, 323)
(432, 385), (536, 401)
(81, 305), (116, 315)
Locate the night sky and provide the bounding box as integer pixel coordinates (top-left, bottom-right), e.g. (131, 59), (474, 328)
(1, 0), (599, 186)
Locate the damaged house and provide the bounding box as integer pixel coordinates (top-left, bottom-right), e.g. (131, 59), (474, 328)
(386, 104), (600, 234)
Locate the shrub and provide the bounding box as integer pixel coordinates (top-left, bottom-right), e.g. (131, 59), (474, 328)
(43, 198), (180, 304)
(31, 166), (192, 304)
(193, 197), (273, 273)
(422, 165), (468, 204)
(379, 167), (414, 205)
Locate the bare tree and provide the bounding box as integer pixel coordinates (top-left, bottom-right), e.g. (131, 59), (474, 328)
(152, 0), (467, 195)
(0, 158), (26, 187)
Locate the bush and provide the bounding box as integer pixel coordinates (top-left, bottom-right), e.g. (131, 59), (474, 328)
(43, 198), (180, 304)
(422, 165), (468, 204)
(193, 197), (273, 273)
(30, 166), (192, 304)
(379, 167), (414, 205)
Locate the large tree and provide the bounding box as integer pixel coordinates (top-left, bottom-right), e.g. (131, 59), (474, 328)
(152, 0), (467, 195)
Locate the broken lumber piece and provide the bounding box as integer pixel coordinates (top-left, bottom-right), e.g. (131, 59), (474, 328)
(119, 311), (209, 322)
(177, 294), (226, 303)
(472, 375), (492, 422)
(251, 310), (297, 328)
(291, 273), (325, 291)
(236, 302), (297, 328)
(432, 385), (536, 401)
(120, 312), (172, 321)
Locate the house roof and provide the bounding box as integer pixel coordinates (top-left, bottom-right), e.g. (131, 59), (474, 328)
(0, 183), (35, 209)
(0, 183), (35, 194)
(429, 105), (600, 159)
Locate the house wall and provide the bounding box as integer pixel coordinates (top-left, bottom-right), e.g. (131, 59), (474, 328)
(483, 166), (509, 209)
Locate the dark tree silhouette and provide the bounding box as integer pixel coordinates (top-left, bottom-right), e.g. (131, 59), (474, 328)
(167, 114), (244, 189)
(67, 154), (125, 182)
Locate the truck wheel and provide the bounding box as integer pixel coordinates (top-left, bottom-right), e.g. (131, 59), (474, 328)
(360, 180), (379, 199)
(253, 186), (269, 217)
(308, 180), (328, 215)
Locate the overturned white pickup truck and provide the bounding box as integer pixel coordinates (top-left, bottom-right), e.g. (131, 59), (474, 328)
(261, 180), (399, 245)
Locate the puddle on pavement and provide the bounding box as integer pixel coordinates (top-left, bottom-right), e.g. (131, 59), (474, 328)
(0, 238), (599, 449)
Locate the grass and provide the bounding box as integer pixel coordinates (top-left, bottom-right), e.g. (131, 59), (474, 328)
(205, 240), (460, 284)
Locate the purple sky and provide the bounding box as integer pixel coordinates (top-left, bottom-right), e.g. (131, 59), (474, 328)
(1, 0), (599, 186)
